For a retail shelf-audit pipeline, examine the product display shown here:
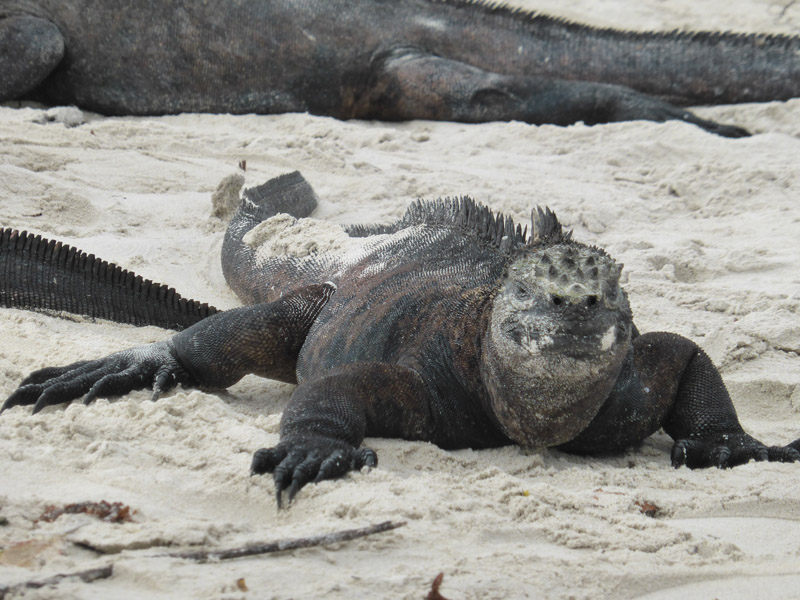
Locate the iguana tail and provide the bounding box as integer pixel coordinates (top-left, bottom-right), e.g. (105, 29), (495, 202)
(429, 5), (800, 106)
(0, 228), (218, 331)
(221, 171), (320, 305)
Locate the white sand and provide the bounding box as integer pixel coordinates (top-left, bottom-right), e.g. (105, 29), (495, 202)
(1, 1), (799, 598)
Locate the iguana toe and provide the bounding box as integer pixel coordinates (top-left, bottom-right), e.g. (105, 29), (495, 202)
(314, 449), (350, 483)
(352, 448), (378, 470)
(672, 434), (798, 469)
(767, 445), (800, 463)
(250, 446), (288, 476)
(83, 366), (146, 405)
(19, 361), (92, 386)
(2, 384), (40, 412)
(253, 441), (378, 507)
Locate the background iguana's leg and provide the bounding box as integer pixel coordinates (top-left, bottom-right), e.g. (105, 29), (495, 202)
(0, 15), (64, 102)
(221, 171), (321, 305)
(2, 283), (334, 413)
(560, 332), (800, 467)
(251, 362), (440, 506)
(354, 48), (748, 138)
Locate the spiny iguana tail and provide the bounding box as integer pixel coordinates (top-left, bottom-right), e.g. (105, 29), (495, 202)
(2, 172), (799, 509)
(2, 1), (799, 135)
(0, 228), (217, 330)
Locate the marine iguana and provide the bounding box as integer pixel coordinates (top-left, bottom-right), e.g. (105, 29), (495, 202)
(2, 1), (800, 136)
(2, 172), (799, 507)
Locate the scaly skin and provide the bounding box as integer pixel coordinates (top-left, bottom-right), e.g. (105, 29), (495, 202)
(3, 0), (800, 135)
(2, 172), (799, 508)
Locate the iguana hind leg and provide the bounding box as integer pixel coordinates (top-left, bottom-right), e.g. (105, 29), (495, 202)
(354, 48), (748, 138)
(0, 15), (64, 102)
(2, 283), (334, 413)
(561, 332), (800, 468)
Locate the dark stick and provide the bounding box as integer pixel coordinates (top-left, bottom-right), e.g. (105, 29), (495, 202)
(164, 520), (406, 561)
(0, 521), (405, 597)
(0, 565), (113, 599)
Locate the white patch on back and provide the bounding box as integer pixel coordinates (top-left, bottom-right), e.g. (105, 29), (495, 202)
(250, 214), (445, 279)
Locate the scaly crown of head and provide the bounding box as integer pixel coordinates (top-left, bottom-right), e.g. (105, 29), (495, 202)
(510, 207), (624, 313)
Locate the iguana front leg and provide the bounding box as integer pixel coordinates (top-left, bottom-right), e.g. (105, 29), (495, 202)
(560, 332), (800, 467)
(251, 362), (437, 507)
(650, 333), (800, 467)
(1, 283), (334, 413)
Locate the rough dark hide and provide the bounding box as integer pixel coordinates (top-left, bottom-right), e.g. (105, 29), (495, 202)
(2, 172), (799, 507)
(2, 1), (799, 135)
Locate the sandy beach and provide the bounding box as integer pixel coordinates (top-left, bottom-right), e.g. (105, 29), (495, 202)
(1, 1), (799, 598)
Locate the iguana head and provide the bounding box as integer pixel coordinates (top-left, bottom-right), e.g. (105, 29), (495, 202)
(481, 207), (633, 448)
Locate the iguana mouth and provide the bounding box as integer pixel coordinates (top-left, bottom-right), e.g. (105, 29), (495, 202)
(503, 317), (620, 359)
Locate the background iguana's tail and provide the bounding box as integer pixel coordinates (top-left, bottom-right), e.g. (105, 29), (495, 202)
(0, 228), (218, 331)
(431, 5), (800, 106)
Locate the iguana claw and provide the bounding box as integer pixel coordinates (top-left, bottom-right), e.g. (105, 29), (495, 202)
(1, 341), (190, 413)
(671, 434), (799, 469)
(251, 440), (377, 508)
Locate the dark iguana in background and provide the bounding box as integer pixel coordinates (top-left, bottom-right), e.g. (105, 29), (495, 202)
(2, 0), (800, 136)
(2, 172), (799, 506)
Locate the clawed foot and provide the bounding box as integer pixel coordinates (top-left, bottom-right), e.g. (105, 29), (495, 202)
(671, 433), (800, 469)
(678, 112), (750, 139)
(1, 341), (191, 414)
(251, 438), (378, 508)
(600, 85), (750, 138)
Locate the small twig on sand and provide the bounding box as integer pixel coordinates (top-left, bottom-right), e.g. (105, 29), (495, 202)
(164, 520), (406, 561)
(779, 0), (797, 18)
(0, 565), (113, 599)
(0, 521), (404, 595)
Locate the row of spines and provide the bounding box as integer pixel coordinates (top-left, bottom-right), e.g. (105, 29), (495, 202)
(0, 228), (218, 330)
